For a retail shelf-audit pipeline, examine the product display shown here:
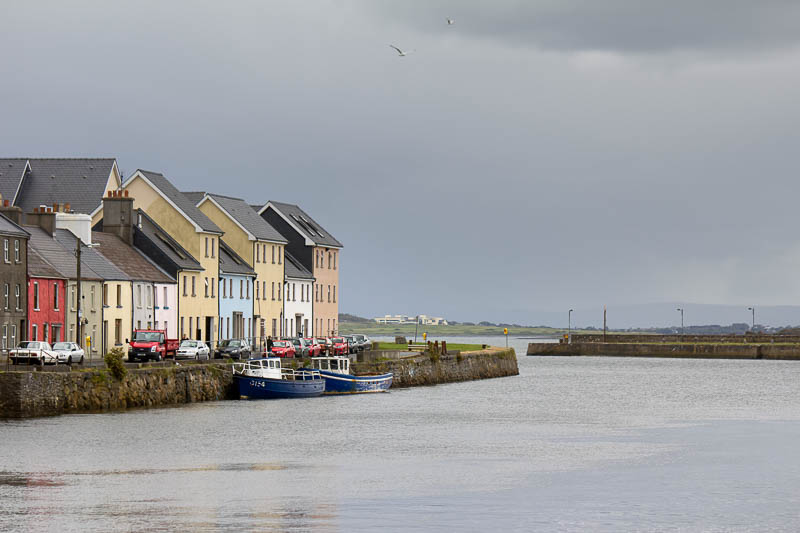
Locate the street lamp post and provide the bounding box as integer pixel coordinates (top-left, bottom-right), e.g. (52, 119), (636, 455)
(676, 308), (684, 338)
(414, 315), (419, 343)
(73, 235), (99, 359)
(568, 309), (574, 344)
(747, 307), (755, 332)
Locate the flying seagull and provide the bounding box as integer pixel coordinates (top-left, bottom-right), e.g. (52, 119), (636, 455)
(389, 44), (414, 56)
(446, 17), (454, 25)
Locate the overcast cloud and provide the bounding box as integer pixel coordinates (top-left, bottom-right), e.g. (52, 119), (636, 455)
(2, 1), (800, 327)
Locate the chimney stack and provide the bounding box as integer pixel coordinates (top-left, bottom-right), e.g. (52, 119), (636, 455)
(0, 196), (23, 225)
(26, 208), (57, 236)
(102, 190), (135, 245)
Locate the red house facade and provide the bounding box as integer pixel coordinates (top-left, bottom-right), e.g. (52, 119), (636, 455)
(27, 248), (66, 344)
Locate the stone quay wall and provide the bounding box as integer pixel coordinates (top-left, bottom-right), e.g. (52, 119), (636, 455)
(0, 364), (235, 418)
(352, 347), (519, 387)
(1, 348), (518, 418)
(569, 333), (800, 344)
(527, 342), (800, 360)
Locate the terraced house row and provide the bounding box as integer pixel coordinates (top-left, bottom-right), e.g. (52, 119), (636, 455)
(0, 158), (342, 355)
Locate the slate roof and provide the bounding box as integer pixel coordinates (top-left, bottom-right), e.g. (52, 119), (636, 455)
(0, 212), (29, 238)
(92, 232), (175, 283)
(134, 171), (222, 234)
(135, 209), (203, 272)
(284, 251), (314, 280)
(219, 240), (256, 277)
(53, 229), (130, 281)
(27, 248), (65, 279)
(264, 201), (343, 248)
(3, 158), (117, 215)
(198, 193), (287, 243)
(25, 226), (103, 281)
(0, 159), (28, 203)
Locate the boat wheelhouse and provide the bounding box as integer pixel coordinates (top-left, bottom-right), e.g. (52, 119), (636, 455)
(232, 357), (325, 399)
(311, 356), (393, 394)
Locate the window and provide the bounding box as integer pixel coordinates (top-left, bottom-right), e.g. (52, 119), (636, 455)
(271, 282), (275, 300)
(2, 325), (6, 350)
(192, 276), (196, 297)
(33, 282), (39, 310)
(10, 324), (16, 347)
(272, 245), (275, 264)
(211, 278), (215, 298)
(137, 285), (142, 308)
(15, 284), (20, 310)
(91, 324), (97, 352)
(211, 239), (215, 258)
(117, 285), (122, 307)
(278, 247), (282, 264)
(205, 237), (209, 257)
(256, 245), (260, 263)
(163, 287), (168, 308)
(278, 283), (281, 301)
(222, 278), (227, 298)
(189, 317), (193, 337)
(272, 318), (277, 337)
(146, 286), (152, 308)
(205, 277), (209, 298)
(3, 284), (7, 310)
(183, 276), (188, 296)
(239, 280), (243, 299)
(181, 317), (185, 337)
(51, 324), (61, 343)
(327, 285), (331, 303)
(328, 252), (331, 269)
(229, 278), (233, 298)
(333, 286), (336, 303)
(154, 286), (158, 308)
(292, 283), (296, 302)
(3, 239), (8, 262)
(334, 251), (337, 270)
(103, 284), (108, 307)
(14, 240), (20, 263)
(246, 280), (250, 299)
(31, 324), (37, 341)
(155, 320), (160, 330)
(115, 319), (122, 345)
(91, 286), (96, 310)
(70, 285), (76, 311)
(255, 281), (259, 300)
(54, 283), (59, 310)
(137, 320), (141, 330)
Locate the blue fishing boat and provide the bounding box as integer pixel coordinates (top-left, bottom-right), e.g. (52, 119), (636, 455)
(232, 358), (325, 399)
(311, 356), (393, 394)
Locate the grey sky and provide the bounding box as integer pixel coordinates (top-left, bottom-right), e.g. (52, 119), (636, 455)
(2, 1), (800, 326)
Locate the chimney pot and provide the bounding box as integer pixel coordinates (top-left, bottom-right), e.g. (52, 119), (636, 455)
(124, 190), (129, 198)
(64, 203), (70, 212)
(53, 202), (59, 212)
(108, 190), (113, 198)
(33, 207), (39, 213)
(3, 200), (8, 207)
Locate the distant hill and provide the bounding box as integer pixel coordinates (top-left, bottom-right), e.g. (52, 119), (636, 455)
(339, 313), (372, 323)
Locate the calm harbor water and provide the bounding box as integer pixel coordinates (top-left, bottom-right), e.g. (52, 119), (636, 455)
(3, 335), (800, 531)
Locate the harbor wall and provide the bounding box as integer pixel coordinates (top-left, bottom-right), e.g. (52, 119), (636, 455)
(352, 346), (519, 387)
(568, 334), (800, 344)
(0, 364), (235, 418)
(527, 342), (800, 360)
(0, 347), (518, 418)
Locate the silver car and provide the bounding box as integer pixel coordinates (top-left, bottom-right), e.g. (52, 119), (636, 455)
(176, 340), (210, 360)
(52, 342), (85, 364)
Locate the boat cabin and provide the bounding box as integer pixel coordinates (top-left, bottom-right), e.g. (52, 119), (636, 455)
(237, 357), (283, 379)
(311, 356), (350, 374)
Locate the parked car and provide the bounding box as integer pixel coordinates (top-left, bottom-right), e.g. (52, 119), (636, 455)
(303, 338), (322, 357)
(176, 340), (210, 360)
(52, 342), (85, 364)
(268, 340), (296, 358)
(353, 334), (372, 351)
(282, 337), (304, 356)
(329, 337), (349, 356)
(9, 341), (58, 365)
(343, 335), (358, 355)
(215, 339), (251, 360)
(128, 329), (179, 362)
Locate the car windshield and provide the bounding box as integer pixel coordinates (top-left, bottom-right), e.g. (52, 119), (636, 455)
(133, 331), (163, 342)
(273, 341), (289, 347)
(17, 341), (40, 349)
(180, 341), (198, 348)
(53, 342), (72, 350)
(332, 338), (344, 343)
(220, 340), (240, 347)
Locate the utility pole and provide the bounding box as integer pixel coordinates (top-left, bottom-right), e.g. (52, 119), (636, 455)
(603, 306), (607, 342)
(568, 309), (573, 344)
(75, 235), (82, 347)
(747, 307), (755, 332)
(414, 315), (419, 343)
(676, 308), (684, 338)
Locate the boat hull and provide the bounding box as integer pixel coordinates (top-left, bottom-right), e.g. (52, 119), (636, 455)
(235, 375), (325, 399)
(319, 371), (393, 394)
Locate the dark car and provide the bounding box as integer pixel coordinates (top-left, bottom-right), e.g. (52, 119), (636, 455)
(215, 339), (251, 360)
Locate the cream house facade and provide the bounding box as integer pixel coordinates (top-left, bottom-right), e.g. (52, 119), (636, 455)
(100, 170), (223, 345)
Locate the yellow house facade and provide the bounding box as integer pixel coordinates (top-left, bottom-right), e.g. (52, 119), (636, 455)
(100, 170), (223, 345)
(193, 193), (288, 340)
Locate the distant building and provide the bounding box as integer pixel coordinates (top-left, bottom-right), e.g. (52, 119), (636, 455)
(373, 314), (448, 326)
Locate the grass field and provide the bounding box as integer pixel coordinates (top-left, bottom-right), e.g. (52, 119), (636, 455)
(339, 321), (590, 337)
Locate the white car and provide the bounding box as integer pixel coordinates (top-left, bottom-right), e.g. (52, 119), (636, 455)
(52, 342), (85, 364)
(176, 340), (210, 360)
(9, 341), (58, 365)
